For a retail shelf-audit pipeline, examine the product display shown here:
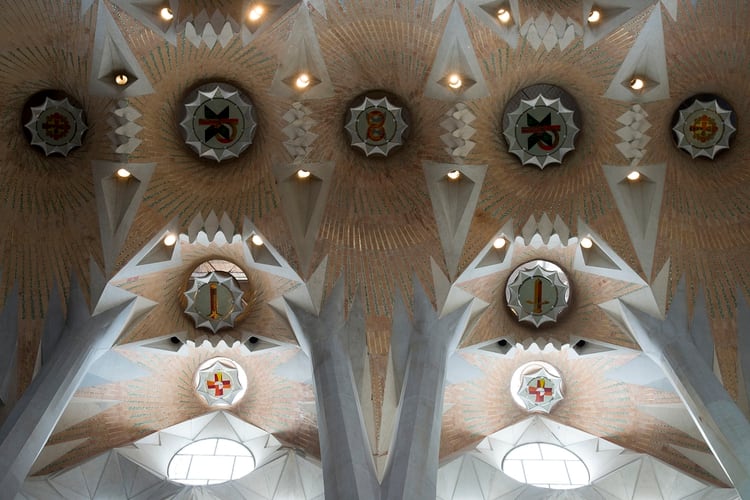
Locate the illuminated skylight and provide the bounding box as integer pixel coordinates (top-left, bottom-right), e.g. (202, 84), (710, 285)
(502, 442), (589, 489)
(168, 438), (255, 485)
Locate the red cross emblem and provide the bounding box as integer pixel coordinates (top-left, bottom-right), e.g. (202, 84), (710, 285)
(528, 377), (553, 402)
(42, 112), (71, 140)
(689, 114), (719, 143)
(206, 371), (232, 396)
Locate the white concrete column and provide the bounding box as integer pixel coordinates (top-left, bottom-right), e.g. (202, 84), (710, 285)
(0, 288), (136, 499)
(617, 287), (750, 497)
(285, 281), (380, 500)
(380, 282), (470, 500)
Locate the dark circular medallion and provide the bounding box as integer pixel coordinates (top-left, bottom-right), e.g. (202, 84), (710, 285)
(671, 94), (736, 159)
(23, 90), (87, 156)
(344, 91), (410, 157)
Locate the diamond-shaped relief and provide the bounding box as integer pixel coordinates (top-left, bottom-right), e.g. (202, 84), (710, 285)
(282, 102), (318, 162)
(519, 13), (582, 52)
(179, 10), (240, 49)
(440, 103), (476, 158)
(615, 104), (651, 166)
(107, 99), (143, 156)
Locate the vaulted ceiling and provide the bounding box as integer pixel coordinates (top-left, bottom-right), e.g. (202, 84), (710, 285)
(1, 0), (749, 498)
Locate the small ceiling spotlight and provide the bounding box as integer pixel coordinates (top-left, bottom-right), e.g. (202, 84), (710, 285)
(248, 4), (264, 22)
(493, 237), (507, 249)
(116, 168), (132, 179)
(163, 233), (177, 246)
(497, 8), (511, 24)
(629, 77), (645, 91)
(295, 73), (311, 89)
(626, 170), (641, 181)
(447, 169), (461, 180)
(114, 73), (129, 86)
(587, 9), (601, 24)
(447, 73), (463, 89)
(296, 169), (311, 179)
(250, 234), (264, 246)
(580, 236), (593, 249)
(159, 7), (174, 21)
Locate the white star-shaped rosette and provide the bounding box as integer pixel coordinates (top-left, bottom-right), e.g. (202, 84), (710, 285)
(517, 366), (564, 413)
(195, 358), (245, 406)
(505, 261), (571, 328)
(503, 94), (579, 169)
(344, 96), (408, 157)
(673, 98), (736, 159)
(180, 83), (257, 162)
(184, 271), (244, 333)
(24, 97), (87, 156)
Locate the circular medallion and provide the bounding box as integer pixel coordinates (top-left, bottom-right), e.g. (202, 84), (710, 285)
(672, 94), (736, 159)
(194, 357), (247, 406)
(506, 260), (570, 327)
(184, 270), (244, 333)
(180, 83), (257, 162)
(344, 92), (409, 157)
(510, 362), (564, 413)
(503, 84), (580, 169)
(23, 93), (87, 156)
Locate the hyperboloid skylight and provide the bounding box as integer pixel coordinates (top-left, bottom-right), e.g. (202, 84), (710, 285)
(167, 438), (256, 485)
(502, 442), (589, 489)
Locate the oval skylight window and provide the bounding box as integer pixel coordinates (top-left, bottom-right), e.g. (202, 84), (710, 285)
(502, 442), (589, 489)
(167, 438), (255, 485)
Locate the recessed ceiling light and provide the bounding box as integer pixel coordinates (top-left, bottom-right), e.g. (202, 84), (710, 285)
(493, 237), (506, 249)
(626, 170), (641, 181)
(251, 234), (264, 246)
(248, 4), (264, 22)
(163, 233), (177, 246)
(497, 8), (511, 24)
(116, 168), (131, 179)
(447, 170), (461, 180)
(114, 73), (129, 86)
(447, 73), (462, 89)
(587, 9), (601, 23)
(159, 7), (174, 21)
(580, 236), (593, 249)
(296, 169), (311, 179)
(295, 73), (311, 89)
(629, 77), (645, 91)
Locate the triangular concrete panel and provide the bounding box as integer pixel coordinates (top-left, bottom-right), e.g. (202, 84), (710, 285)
(111, 0), (179, 44)
(79, 350), (152, 389)
(242, 219), (301, 281)
(426, 3), (489, 101)
(53, 398), (120, 434)
(604, 353), (674, 393)
(93, 161), (156, 276)
(464, 0), (520, 48)
(90, 0), (154, 97)
(582, 0), (653, 48)
(31, 439), (89, 475)
(457, 220), (515, 283)
(574, 220), (647, 285)
(671, 444), (732, 485)
(592, 458), (641, 499)
(241, 0), (303, 44)
(269, 4), (334, 99)
(117, 453), (165, 498)
(604, 5), (669, 103)
(424, 162), (487, 279)
(271, 162), (334, 276)
(603, 164), (666, 279)
(638, 403), (702, 441)
(112, 221), (182, 281)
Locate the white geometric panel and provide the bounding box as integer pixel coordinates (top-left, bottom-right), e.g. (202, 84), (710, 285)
(179, 10), (239, 49)
(425, 3), (489, 101)
(282, 102), (318, 162)
(440, 102), (477, 158)
(604, 5), (669, 103)
(456, 220), (515, 283)
(90, 0), (154, 97)
(110, 221), (182, 281)
(93, 161), (156, 276)
(241, 0), (304, 45)
(423, 162), (487, 280)
(603, 163), (665, 279)
(242, 219), (301, 282)
(519, 13), (582, 52)
(107, 99), (143, 156)
(582, 0), (653, 48)
(520, 213), (572, 247)
(574, 219), (647, 285)
(615, 104), (652, 166)
(269, 3), (333, 100)
(52, 398), (120, 434)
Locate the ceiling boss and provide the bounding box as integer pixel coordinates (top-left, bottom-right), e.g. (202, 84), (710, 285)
(180, 82), (258, 162)
(503, 84), (580, 169)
